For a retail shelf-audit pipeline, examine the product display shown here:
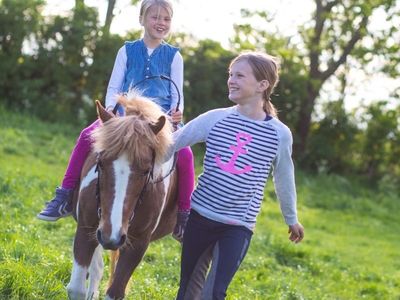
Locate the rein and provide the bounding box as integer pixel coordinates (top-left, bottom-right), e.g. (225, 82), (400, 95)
(112, 75), (181, 117)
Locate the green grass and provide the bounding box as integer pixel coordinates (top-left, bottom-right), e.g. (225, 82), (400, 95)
(0, 105), (399, 299)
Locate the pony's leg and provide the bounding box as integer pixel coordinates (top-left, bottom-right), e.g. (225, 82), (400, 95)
(67, 258), (88, 300)
(105, 240), (150, 299)
(86, 245), (104, 300)
(67, 227), (98, 300)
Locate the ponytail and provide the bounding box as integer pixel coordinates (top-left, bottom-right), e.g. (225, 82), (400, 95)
(263, 98), (277, 118)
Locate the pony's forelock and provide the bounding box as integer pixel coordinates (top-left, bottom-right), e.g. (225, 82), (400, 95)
(92, 93), (173, 164)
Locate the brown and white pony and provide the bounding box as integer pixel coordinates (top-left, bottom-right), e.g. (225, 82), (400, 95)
(67, 94), (178, 300)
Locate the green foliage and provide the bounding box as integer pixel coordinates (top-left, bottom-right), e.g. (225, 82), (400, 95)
(25, 4), (99, 125)
(269, 37), (309, 132)
(307, 100), (359, 173)
(181, 39), (234, 121)
(306, 99), (400, 190)
(0, 1), (113, 125)
(0, 0), (44, 108)
(230, 20), (312, 154)
(1, 0), (398, 189)
(84, 32), (126, 120)
(295, 0), (399, 159)
(1, 106), (400, 299)
(356, 101), (400, 187)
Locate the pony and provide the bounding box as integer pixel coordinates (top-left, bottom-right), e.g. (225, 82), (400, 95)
(66, 93), (179, 300)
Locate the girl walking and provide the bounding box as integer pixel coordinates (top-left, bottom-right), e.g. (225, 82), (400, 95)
(169, 51), (305, 299)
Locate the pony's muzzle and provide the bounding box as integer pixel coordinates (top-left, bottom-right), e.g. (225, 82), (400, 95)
(96, 229), (126, 250)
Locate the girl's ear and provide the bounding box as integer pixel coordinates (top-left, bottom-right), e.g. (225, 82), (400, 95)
(258, 80), (270, 92)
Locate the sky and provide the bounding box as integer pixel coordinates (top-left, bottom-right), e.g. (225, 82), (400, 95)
(44, 0), (399, 111)
(44, 0), (314, 46)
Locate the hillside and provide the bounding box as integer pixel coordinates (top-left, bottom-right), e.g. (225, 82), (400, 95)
(0, 106), (399, 299)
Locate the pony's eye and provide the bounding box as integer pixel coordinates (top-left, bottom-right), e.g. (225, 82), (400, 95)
(141, 169), (151, 176)
(133, 167), (150, 176)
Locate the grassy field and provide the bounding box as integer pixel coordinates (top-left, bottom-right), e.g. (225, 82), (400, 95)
(0, 106), (399, 300)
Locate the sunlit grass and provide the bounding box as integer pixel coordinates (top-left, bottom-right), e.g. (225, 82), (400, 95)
(0, 106), (399, 299)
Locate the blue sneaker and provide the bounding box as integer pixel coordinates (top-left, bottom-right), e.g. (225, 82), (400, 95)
(36, 187), (73, 221)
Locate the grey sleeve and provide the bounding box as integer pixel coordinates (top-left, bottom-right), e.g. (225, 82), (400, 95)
(272, 125), (299, 225)
(173, 111), (213, 150)
(164, 107), (232, 160)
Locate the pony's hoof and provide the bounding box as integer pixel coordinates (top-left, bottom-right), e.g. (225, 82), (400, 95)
(67, 289), (86, 300)
(87, 291), (100, 300)
(105, 295), (124, 300)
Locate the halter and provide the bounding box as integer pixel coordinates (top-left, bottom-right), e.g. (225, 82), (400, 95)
(94, 150), (177, 222)
(96, 75), (180, 222)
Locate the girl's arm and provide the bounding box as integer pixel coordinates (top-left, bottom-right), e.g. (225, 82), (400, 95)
(172, 111), (209, 151)
(272, 125), (299, 226)
(105, 46), (127, 111)
(170, 51), (184, 113)
(166, 107), (232, 160)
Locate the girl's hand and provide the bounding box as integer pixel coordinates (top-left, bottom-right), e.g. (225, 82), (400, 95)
(170, 108), (183, 123)
(288, 223), (304, 244)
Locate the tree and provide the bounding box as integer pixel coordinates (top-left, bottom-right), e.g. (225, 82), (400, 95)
(86, 0), (141, 121)
(103, 0), (141, 36)
(0, 0), (44, 108)
(230, 20), (310, 142)
(181, 39), (234, 121)
(297, 0), (400, 158)
(103, 0), (117, 36)
(357, 101), (400, 184)
(31, 3), (98, 123)
(231, 1), (400, 162)
(307, 99), (359, 173)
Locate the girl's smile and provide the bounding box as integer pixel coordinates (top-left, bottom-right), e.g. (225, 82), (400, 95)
(227, 59), (268, 120)
(142, 5), (171, 45)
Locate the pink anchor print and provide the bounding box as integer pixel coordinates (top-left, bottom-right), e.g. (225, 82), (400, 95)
(215, 132), (253, 174)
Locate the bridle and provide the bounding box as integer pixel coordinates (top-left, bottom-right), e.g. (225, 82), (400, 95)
(95, 75), (180, 222)
(94, 150), (177, 222)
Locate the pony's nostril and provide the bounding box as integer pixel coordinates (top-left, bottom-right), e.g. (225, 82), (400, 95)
(96, 229), (103, 244)
(119, 234), (126, 246)
(96, 229), (125, 250)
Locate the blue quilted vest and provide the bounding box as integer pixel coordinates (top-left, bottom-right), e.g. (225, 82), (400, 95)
(122, 39), (179, 113)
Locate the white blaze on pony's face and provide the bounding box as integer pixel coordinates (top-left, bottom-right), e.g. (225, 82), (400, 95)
(92, 98), (172, 250)
(95, 150), (154, 250)
(110, 154), (131, 241)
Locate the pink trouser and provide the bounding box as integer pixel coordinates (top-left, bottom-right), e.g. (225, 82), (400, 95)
(61, 119), (100, 189)
(175, 146), (195, 212)
(61, 120), (194, 211)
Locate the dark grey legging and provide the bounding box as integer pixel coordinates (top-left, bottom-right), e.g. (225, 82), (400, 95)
(176, 210), (253, 300)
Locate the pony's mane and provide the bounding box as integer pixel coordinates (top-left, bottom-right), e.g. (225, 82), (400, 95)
(92, 92), (173, 164)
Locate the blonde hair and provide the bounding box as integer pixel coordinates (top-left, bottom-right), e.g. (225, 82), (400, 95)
(93, 93), (173, 165)
(139, 0), (174, 19)
(230, 51), (280, 117)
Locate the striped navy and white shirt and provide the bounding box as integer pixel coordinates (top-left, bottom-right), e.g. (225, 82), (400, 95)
(172, 106), (298, 231)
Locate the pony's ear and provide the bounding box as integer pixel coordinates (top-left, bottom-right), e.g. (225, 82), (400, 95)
(96, 100), (114, 123)
(149, 116), (166, 135)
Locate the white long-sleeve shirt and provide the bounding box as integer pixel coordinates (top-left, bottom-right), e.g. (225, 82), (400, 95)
(105, 45), (184, 113)
(171, 106), (299, 230)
